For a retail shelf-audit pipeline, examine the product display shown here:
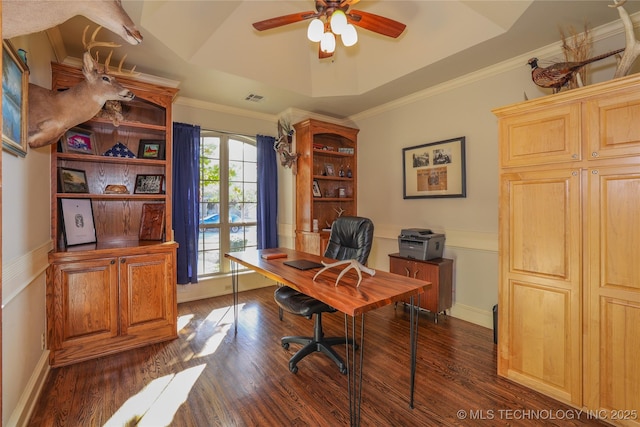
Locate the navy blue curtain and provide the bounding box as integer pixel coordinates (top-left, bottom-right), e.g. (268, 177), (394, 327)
(257, 134), (278, 249)
(172, 122), (200, 284)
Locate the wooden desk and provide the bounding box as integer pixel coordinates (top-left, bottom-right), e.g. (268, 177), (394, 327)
(225, 248), (432, 426)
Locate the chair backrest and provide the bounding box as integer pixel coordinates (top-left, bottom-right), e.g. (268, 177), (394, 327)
(324, 216), (374, 264)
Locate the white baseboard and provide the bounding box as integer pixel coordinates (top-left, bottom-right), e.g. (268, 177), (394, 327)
(449, 302), (494, 330)
(6, 351), (50, 427)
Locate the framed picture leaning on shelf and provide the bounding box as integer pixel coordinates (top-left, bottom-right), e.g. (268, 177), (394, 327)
(139, 203), (166, 240)
(60, 198), (97, 246)
(134, 174), (165, 194)
(312, 180), (322, 197)
(58, 167), (89, 193)
(60, 127), (97, 155)
(138, 139), (166, 160)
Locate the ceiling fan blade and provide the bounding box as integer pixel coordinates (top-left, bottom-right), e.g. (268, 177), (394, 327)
(252, 11), (316, 31)
(348, 9), (406, 38)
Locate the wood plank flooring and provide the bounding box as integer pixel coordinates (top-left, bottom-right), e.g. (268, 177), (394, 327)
(28, 286), (607, 426)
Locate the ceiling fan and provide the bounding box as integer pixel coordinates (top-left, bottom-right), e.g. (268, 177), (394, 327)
(252, 0), (406, 58)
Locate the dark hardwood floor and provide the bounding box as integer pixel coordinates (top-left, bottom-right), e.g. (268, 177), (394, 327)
(28, 286), (607, 426)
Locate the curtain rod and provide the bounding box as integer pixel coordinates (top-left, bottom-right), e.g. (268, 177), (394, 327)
(202, 128), (264, 139)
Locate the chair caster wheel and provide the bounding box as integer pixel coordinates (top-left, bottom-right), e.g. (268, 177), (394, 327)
(289, 365), (298, 374)
(282, 342), (289, 350)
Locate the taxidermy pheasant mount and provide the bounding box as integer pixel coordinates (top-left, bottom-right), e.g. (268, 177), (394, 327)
(528, 48), (624, 93)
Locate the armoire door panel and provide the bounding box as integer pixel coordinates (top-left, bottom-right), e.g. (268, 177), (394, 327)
(586, 91), (640, 159)
(599, 298), (640, 414)
(499, 103), (581, 167)
(504, 171), (580, 281)
(504, 279), (581, 403)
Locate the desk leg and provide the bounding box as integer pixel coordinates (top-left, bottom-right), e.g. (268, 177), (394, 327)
(231, 260), (238, 335)
(409, 295), (421, 408)
(345, 313), (365, 427)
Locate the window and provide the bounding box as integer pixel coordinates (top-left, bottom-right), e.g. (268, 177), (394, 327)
(198, 131), (257, 276)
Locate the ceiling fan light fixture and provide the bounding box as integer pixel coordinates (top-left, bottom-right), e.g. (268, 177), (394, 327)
(320, 31), (336, 53)
(341, 24), (358, 47)
(307, 18), (324, 42)
(330, 9), (347, 35)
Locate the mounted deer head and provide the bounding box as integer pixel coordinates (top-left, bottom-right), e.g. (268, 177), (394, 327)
(28, 27), (136, 148)
(2, 0), (142, 44)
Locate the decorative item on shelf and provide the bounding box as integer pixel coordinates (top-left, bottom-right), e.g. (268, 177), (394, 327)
(312, 180), (322, 197)
(346, 164), (352, 178)
(60, 198), (97, 246)
(339, 165), (345, 177)
(139, 203), (165, 240)
(2, 40), (29, 158)
(324, 163), (335, 176)
(94, 100), (124, 126)
(338, 187), (346, 198)
(313, 143), (324, 150)
(60, 127), (98, 155)
(134, 174), (164, 194)
(323, 145), (335, 151)
(137, 139), (165, 160)
(611, 0), (640, 78)
(58, 167), (89, 193)
(338, 147), (354, 154)
(274, 118), (299, 173)
(103, 141), (136, 158)
(104, 184), (129, 194)
(528, 48), (623, 93)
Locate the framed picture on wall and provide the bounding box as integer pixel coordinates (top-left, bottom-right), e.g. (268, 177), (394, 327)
(2, 40), (29, 157)
(402, 136), (466, 199)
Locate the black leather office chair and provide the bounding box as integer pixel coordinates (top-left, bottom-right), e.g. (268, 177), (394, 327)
(274, 216), (374, 374)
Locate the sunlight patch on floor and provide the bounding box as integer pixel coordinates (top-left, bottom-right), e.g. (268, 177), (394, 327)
(104, 364), (206, 427)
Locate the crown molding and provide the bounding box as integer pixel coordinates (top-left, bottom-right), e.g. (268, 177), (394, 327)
(349, 11), (639, 122)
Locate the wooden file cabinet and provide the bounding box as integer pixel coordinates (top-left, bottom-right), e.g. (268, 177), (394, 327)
(388, 254), (453, 320)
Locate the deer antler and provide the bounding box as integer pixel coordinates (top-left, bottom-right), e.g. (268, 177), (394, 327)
(610, 0), (640, 78)
(82, 25), (139, 77)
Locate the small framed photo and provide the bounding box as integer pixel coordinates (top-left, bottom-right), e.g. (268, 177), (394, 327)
(2, 40), (29, 157)
(139, 203), (166, 240)
(60, 127), (97, 155)
(324, 163), (335, 176)
(312, 180), (322, 198)
(134, 174), (164, 194)
(58, 167), (89, 193)
(60, 198), (96, 246)
(137, 139), (166, 160)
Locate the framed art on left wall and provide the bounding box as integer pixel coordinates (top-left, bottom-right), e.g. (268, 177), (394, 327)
(2, 40), (29, 157)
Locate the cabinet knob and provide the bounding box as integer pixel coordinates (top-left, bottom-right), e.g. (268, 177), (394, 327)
(591, 152), (599, 157)
(572, 154), (578, 159)
(591, 170), (599, 175)
(110, 260), (115, 265)
(120, 258), (126, 264)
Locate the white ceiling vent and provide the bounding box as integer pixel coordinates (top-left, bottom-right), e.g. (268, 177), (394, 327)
(244, 94), (264, 102)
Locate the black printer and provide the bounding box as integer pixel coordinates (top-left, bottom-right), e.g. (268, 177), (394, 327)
(398, 228), (445, 260)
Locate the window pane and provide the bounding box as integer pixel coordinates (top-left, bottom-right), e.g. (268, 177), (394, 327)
(198, 133), (258, 277)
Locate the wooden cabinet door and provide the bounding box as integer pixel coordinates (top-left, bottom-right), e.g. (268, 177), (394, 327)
(585, 165), (640, 420)
(585, 89), (640, 161)
(47, 258), (118, 365)
(499, 168), (582, 405)
(389, 256), (440, 313)
(498, 103), (581, 168)
(119, 252), (177, 339)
